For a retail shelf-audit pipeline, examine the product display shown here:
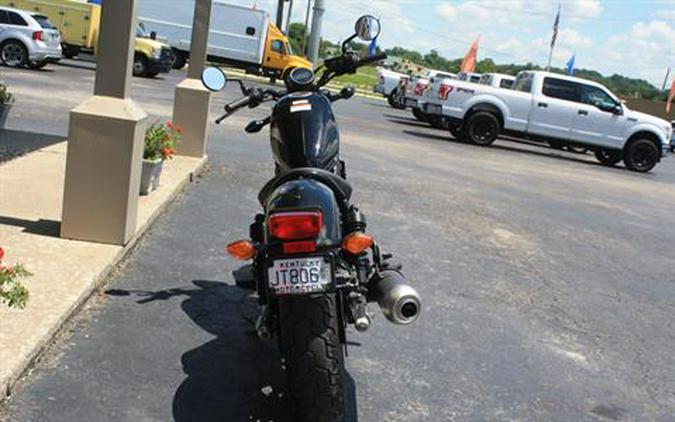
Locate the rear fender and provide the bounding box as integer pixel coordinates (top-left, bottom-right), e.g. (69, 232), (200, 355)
(264, 178), (342, 243)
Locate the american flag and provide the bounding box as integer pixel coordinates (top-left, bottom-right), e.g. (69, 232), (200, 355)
(551, 4), (561, 48)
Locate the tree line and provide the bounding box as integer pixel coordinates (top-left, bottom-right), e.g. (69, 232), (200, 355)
(286, 23), (665, 100)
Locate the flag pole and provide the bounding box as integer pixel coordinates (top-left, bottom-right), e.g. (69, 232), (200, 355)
(662, 67), (671, 91)
(547, 3), (561, 71)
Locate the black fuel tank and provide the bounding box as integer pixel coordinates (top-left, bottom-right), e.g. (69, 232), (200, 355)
(270, 92), (339, 171)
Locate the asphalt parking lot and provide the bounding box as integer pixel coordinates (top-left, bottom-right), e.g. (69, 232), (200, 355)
(2, 61), (675, 421)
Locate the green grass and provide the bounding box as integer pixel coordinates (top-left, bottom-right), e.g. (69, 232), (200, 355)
(328, 65), (378, 89)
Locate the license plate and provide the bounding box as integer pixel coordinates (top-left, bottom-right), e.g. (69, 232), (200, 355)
(405, 98), (417, 108)
(267, 257), (332, 295)
(426, 104), (442, 114)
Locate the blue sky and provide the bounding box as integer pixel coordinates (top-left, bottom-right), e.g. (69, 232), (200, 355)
(139, 0), (675, 88)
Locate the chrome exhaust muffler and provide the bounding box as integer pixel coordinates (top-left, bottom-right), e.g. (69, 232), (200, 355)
(370, 270), (421, 325)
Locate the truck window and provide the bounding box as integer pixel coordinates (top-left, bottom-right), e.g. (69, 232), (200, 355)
(542, 77), (580, 102)
(271, 40), (286, 54)
(8, 11), (27, 26)
(470, 75), (481, 83)
(479, 75), (492, 85)
(500, 79), (514, 89)
(32, 15), (56, 30)
(580, 84), (617, 110)
(0, 10), (8, 24)
(513, 73), (533, 92)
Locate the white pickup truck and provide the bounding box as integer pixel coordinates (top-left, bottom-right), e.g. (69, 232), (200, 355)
(422, 70), (672, 172)
(374, 68), (409, 108)
(402, 70), (456, 124)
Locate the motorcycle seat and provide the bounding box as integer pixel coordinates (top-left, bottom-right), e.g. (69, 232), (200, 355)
(258, 167), (353, 206)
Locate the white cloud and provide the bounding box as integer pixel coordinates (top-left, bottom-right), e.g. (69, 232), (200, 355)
(599, 20), (675, 84)
(565, 0), (603, 19)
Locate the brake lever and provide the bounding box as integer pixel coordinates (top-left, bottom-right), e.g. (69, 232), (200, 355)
(215, 113), (230, 124)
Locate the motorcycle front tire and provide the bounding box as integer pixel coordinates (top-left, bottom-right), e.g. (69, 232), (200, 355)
(279, 293), (346, 422)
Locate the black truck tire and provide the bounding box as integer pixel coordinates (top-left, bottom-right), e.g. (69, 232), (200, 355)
(623, 138), (659, 173)
(388, 89), (405, 109)
(279, 294), (345, 422)
(133, 54), (149, 77)
(465, 111), (500, 146)
(594, 149), (623, 166)
(172, 52), (187, 70)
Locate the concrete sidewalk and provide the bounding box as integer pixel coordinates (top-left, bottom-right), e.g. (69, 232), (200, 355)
(0, 130), (205, 399)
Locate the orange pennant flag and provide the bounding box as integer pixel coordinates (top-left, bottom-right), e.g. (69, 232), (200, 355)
(667, 80), (675, 113)
(460, 38), (480, 73)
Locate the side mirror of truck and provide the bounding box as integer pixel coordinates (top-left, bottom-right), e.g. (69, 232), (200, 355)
(150, 31), (157, 40)
(201, 67), (227, 92)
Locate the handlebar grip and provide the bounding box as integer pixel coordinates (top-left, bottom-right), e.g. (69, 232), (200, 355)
(358, 53), (388, 66)
(225, 95), (252, 113)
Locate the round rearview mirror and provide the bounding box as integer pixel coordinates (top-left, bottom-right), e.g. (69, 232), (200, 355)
(201, 67), (227, 92)
(354, 15), (380, 41)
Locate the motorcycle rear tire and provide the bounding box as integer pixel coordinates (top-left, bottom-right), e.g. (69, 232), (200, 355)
(279, 293), (345, 422)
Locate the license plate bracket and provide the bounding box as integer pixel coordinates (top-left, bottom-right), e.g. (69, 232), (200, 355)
(267, 256), (333, 296)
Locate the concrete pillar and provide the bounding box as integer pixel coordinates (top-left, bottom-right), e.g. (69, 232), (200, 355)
(60, 0), (148, 245)
(173, 0), (213, 158)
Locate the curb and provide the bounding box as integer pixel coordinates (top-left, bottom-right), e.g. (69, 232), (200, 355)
(0, 156), (208, 401)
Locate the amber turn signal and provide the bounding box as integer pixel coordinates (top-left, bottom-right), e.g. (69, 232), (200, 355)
(226, 240), (256, 260)
(342, 232), (374, 254)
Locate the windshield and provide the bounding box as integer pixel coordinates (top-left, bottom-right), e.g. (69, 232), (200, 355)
(136, 24), (150, 38)
(33, 14), (56, 29)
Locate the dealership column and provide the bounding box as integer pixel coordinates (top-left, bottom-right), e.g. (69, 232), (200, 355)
(60, 0), (148, 245)
(173, 0), (213, 158)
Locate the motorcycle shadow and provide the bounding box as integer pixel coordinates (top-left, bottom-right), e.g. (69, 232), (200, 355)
(109, 279), (358, 421)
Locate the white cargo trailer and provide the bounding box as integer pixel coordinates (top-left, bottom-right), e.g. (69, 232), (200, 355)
(139, 1), (311, 78)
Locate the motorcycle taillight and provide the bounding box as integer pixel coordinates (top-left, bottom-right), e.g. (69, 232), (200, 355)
(268, 211), (323, 240)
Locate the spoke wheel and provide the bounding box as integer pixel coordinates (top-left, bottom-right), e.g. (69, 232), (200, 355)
(467, 111), (499, 146)
(1, 41), (27, 68)
(624, 139), (659, 173)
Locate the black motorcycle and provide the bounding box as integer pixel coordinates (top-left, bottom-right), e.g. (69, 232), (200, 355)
(201, 16), (421, 422)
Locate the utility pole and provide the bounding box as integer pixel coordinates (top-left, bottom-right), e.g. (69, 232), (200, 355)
(275, 0), (284, 29)
(285, 0), (293, 34)
(307, 0), (325, 64)
(301, 0), (312, 56)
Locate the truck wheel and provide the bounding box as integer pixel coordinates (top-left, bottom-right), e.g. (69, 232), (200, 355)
(133, 54), (149, 77)
(623, 139), (659, 173)
(0, 40), (28, 68)
(466, 111), (500, 146)
(594, 149), (623, 166)
(388, 89), (405, 109)
(172, 53), (187, 70)
(62, 44), (79, 59)
(279, 294), (345, 422)
(412, 108), (430, 123)
(449, 125), (467, 141)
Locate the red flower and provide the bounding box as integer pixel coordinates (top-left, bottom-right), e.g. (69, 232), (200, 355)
(175, 126), (182, 134)
(0, 247), (4, 262)
(166, 121), (174, 130)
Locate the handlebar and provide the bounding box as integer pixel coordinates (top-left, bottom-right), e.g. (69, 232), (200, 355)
(357, 53), (387, 67)
(225, 95), (252, 113)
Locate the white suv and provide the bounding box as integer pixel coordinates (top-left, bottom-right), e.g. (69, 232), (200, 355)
(0, 6), (62, 69)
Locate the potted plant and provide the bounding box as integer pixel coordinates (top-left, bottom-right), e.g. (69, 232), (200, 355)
(0, 247), (31, 309)
(140, 121), (180, 195)
(0, 82), (13, 130)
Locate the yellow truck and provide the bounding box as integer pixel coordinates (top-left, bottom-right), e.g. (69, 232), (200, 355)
(140, 2), (312, 80)
(0, 0), (174, 77)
